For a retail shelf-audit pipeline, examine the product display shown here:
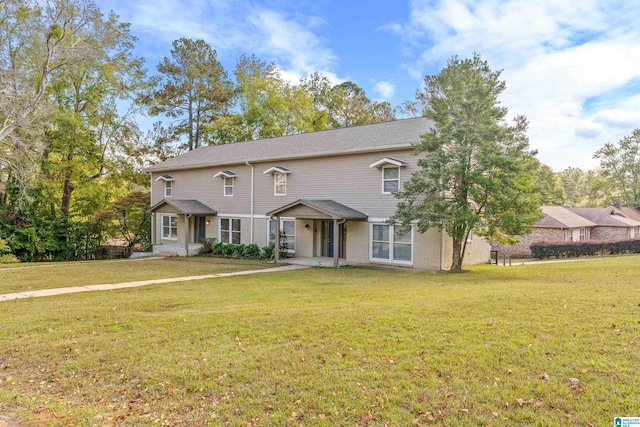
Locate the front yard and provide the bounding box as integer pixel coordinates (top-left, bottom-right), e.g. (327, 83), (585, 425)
(1, 256), (639, 425)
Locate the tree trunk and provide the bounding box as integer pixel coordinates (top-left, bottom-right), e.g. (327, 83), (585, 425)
(450, 238), (464, 272)
(61, 166), (73, 217)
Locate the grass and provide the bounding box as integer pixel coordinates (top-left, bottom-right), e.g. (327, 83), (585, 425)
(1, 256), (639, 426)
(0, 256), (271, 294)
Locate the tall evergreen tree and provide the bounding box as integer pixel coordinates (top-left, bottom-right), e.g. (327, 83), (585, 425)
(391, 54), (542, 272)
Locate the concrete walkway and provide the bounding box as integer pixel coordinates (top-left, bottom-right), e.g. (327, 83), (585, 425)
(0, 264), (309, 302)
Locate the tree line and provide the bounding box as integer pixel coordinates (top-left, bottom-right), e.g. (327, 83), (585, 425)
(0, 0), (638, 265)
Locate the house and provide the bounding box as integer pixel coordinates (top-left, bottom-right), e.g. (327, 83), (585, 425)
(496, 206), (640, 257)
(146, 118), (491, 270)
(566, 207), (640, 240)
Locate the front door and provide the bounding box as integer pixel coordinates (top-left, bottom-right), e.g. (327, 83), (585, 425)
(321, 220), (345, 258)
(197, 216), (207, 242)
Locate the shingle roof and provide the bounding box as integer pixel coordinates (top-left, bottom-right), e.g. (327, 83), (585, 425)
(536, 206), (597, 228)
(146, 118), (433, 172)
(151, 199), (217, 215)
(267, 199), (368, 220)
(617, 206), (640, 222)
(566, 207), (640, 227)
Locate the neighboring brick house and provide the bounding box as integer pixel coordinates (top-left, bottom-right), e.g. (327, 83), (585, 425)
(496, 206), (640, 257)
(145, 118), (491, 270)
(567, 207), (640, 240)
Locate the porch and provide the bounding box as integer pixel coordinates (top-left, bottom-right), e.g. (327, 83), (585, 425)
(267, 199), (368, 268)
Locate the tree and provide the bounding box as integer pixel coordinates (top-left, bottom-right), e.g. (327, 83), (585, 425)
(390, 54), (542, 272)
(95, 191), (151, 253)
(558, 167), (609, 207)
(149, 38), (234, 150)
(301, 73), (395, 128)
(0, 0), (116, 199)
(209, 54), (328, 144)
(593, 128), (640, 207)
(534, 162), (564, 205)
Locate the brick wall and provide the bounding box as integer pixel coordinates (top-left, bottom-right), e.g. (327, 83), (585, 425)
(494, 228), (565, 257)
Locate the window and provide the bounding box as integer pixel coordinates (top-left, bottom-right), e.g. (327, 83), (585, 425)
(370, 224), (412, 263)
(224, 177), (234, 196)
(220, 218), (241, 244)
(268, 219), (296, 252)
(382, 167), (399, 193)
(274, 173), (287, 196)
(579, 227), (586, 241)
(155, 175), (175, 198)
(161, 215), (178, 240)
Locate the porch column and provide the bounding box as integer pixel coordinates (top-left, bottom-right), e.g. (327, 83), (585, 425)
(333, 218), (339, 268)
(184, 214), (190, 256)
(274, 217), (280, 262)
(151, 213), (156, 245)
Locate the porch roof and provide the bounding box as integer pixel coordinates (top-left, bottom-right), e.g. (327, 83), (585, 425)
(267, 199), (368, 221)
(151, 199), (217, 215)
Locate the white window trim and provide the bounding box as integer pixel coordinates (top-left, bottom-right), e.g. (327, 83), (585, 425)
(268, 218), (296, 253)
(369, 223), (413, 265)
(219, 218), (241, 244)
(274, 173), (287, 196)
(223, 176), (234, 197)
(164, 180), (173, 198)
(381, 166), (400, 194)
(160, 214), (178, 241)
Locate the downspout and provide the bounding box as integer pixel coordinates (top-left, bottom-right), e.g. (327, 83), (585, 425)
(440, 227), (446, 271)
(246, 161), (254, 244)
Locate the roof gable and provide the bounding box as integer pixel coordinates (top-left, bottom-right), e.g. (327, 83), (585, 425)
(267, 199), (368, 220)
(151, 199), (217, 215)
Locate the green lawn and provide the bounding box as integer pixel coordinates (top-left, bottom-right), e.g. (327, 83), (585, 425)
(1, 256), (639, 426)
(0, 256), (271, 294)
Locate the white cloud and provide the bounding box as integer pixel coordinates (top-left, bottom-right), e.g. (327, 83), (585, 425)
(104, 0), (341, 83)
(392, 0), (640, 170)
(374, 81), (396, 100)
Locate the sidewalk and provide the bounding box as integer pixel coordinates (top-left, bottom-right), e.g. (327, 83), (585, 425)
(0, 264), (309, 302)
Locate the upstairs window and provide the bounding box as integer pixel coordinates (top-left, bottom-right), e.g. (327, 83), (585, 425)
(274, 173), (287, 196)
(370, 158), (407, 194)
(382, 167), (399, 193)
(155, 175), (175, 198)
(213, 170), (237, 197)
(224, 177), (234, 196)
(263, 166), (291, 196)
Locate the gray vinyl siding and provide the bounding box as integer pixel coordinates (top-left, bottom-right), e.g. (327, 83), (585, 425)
(151, 148), (420, 219)
(151, 163), (253, 213)
(253, 148), (419, 218)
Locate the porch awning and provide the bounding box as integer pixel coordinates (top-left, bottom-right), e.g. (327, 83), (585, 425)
(150, 199), (217, 215)
(266, 199), (367, 221)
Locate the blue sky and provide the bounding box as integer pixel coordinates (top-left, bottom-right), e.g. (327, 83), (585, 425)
(100, 0), (640, 171)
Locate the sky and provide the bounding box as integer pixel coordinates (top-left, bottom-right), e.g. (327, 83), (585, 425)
(99, 0), (640, 171)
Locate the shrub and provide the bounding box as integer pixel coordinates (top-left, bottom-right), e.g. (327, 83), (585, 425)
(231, 244), (245, 258)
(530, 238), (640, 259)
(243, 244), (261, 258)
(201, 237), (216, 254)
(221, 243), (234, 257)
(0, 254), (19, 264)
(261, 244), (274, 260)
(211, 241), (224, 255)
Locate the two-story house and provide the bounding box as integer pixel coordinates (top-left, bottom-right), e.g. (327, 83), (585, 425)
(146, 118), (491, 270)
